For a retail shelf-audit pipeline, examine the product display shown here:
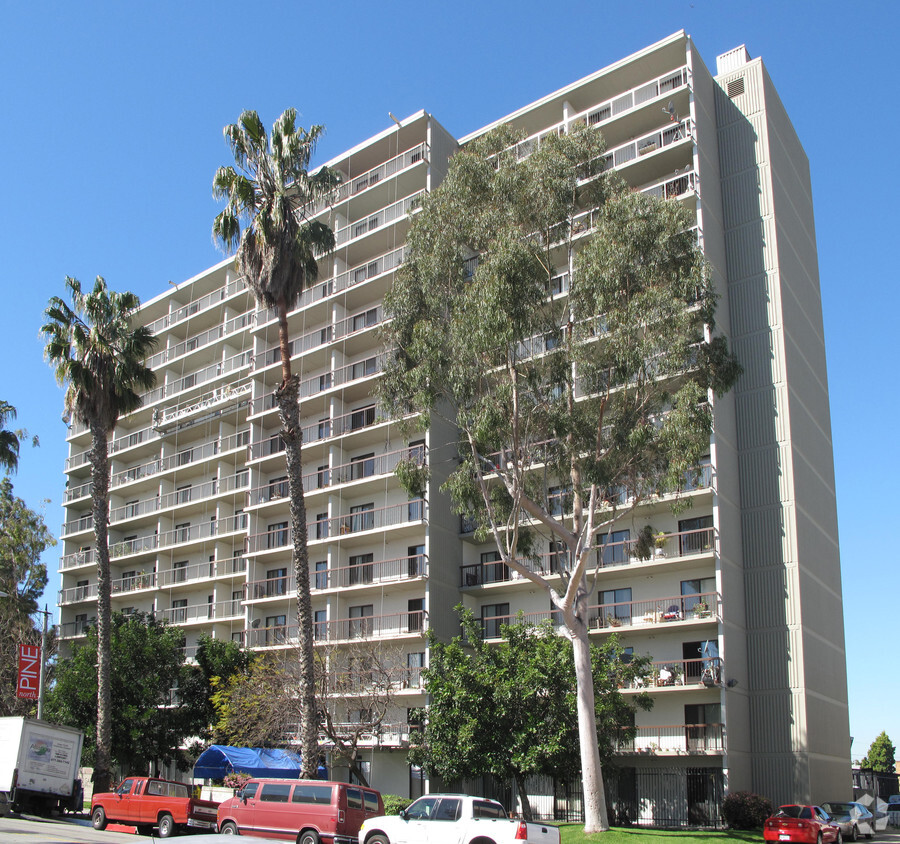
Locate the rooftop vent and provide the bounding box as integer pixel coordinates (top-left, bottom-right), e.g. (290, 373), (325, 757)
(716, 45), (752, 75)
(726, 77), (746, 99)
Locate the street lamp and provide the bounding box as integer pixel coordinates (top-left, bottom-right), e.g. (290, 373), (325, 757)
(0, 590), (51, 719)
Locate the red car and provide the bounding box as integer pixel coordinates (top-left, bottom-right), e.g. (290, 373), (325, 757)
(764, 805), (843, 844)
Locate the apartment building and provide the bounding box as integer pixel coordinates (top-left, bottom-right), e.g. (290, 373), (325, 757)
(56, 31), (848, 824)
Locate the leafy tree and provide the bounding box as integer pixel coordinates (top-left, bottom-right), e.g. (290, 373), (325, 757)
(379, 124), (739, 831)
(0, 401), (38, 474)
(410, 608), (651, 819)
(42, 277), (157, 792)
(861, 732), (896, 773)
(45, 612), (188, 775)
(0, 477), (54, 716)
(178, 634), (254, 743)
(212, 109), (339, 778)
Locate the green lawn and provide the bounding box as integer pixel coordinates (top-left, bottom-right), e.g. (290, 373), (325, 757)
(558, 826), (761, 844)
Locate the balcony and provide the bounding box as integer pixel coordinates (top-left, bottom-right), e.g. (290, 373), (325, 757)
(111, 571), (156, 594)
(157, 555), (246, 588)
(58, 583), (98, 605)
(246, 609), (427, 648)
(620, 657), (724, 690)
(152, 381), (252, 432)
(158, 599), (243, 625)
(144, 277), (247, 336)
(326, 666), (424, 694)
(613, 722), (724, 755)
(248, 407), (386, 452)
(58, 617), (94, 639)
(591, 591), (719, 630)
(314, 722), (416, 749)
(142, 350), (252, 407)
(145, 309), (253, 370)
(245, 553), (426, 597)
(334, 191), (424, 247)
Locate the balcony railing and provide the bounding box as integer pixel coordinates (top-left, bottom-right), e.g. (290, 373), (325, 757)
(613, 722), (724, 754)
(58, 618), (94, 639)
(245, 553), (426, 597)
(144, 277), (247, 335)
(310, 142), (429, 215)
(141, 350), (252, 407)
(246, 500), (425, 552)
(109, 429), (250, 489)
(334, 191), (424, 246)
(58, 583), (98, 604)
(326, 665), (424, 693)
(157, 555), (246, 588)
(111, 572), (156, 593)
(153, 381), (252, 430)
(249, 406), (385, 450)
(620, 657), (724, 690)
(590, 591), (719, 630)
(245, 609), (427, 647)
(158, 599), (243, 625)
(145, 310), (253, 369)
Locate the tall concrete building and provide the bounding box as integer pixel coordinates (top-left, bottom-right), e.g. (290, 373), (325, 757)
(56, 31), (848, 824)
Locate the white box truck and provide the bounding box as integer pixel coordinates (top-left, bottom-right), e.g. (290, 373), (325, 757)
(0, 717), (84, 816)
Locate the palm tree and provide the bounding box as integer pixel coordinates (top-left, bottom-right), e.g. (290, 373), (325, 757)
(213, 108), (338, 778)
(0, 401), (21, 474)
(42, 276), (156, 793)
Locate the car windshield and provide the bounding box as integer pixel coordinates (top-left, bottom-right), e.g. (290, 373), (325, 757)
(776, 806), (809, 819)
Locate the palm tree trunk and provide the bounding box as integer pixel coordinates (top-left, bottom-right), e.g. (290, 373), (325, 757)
(275, 371), (317, 778)
(89, 422), (113, 795)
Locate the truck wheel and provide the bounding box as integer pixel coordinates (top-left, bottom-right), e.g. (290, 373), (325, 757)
(299, 831), (320, 844)
(91, 806), (108, 830)
(221, 821), (240, 835)
(158, 813), (176, 838)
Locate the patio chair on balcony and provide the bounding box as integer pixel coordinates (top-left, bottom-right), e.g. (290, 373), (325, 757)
(661, 604), (682, 621)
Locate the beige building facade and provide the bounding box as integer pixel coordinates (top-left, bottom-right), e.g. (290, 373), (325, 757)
(56, 31), (848, 823)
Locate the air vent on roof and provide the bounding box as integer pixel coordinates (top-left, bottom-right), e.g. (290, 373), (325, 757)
(727, 77), (745, 99)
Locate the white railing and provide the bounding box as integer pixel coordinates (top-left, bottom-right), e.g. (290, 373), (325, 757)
(144, 277), (248, 335)
(334, 191), (424, 246)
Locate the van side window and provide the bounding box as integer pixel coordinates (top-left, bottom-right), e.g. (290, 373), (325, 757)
(364, 790), (379, 812)
(346, 787), (363, 809)
(292, 784), (333, 804)
(240, 782), (259, 800)
(260, 783), (292, 802)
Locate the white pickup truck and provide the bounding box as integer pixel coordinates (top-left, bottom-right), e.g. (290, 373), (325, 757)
(358, 794), (560, 844)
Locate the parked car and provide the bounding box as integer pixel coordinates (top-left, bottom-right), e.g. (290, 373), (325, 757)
(820, 803), (875, 841)
(359, 794), (560, 844)
(764, 805), (842, 844)
(886, 803), (900, 827)
(217, 778), (382, 843)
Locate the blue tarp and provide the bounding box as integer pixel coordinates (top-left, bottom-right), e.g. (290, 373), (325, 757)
(193, 745), (303, 780)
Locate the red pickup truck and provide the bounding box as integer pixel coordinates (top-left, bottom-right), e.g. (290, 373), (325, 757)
(91, 775), (220, 838)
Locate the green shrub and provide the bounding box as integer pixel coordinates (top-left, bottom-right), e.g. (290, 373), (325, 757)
(722, 790), (774, 829)
(382, 794), (413, 815)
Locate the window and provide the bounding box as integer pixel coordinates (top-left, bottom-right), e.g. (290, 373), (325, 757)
(548, 485), (570, 516)
(175, 522), (190, 543)
(349, 553), (374, 585)
(408, 599), (424, 632)
(176, 449), (192, 466)
(681, 577), (716, 614)
(407, 652), (425, 688)
(350, 453), (375, 480)
(317, 418), (331, 440)
(267, 567), (288, 596)
(349, 503), (374, 533)
(480, 550), (508, 583)
(316, 513), (329, 540)
(319, 325), (333, 345)
(350, 357), (377, 380)
(266, 615), (287, 645)
(350, 405), (376, 431)
(318, 372), (332, 392)
(474, 800), (507, 819)
(269, 476), (288, 500)
(176, 485), (191, 504)
(316, 465), (330, 489)
(548, 541), (566, 573)
(407, 544), (424, 577)
(408, 439), (425, 464)
(125, 499), (139, 517)
(172, 599), (187, 623)
(352, 308), (378, 332)
(349, 604), (373, 638)
(435, 798), (462, 821)
(599, 587), (632, 625)
(598, 529), (630, 566)
(314, 560), (328, 590)
(121, 570), (136, 591)
(267, 522), (289, 549)
(292, 784), (333, 804)
(481, 603), (509, 638)
(678, 515), (713, 555)
(685, 702), (722, 750)
(407, 497), (423, 522)
(406, 796), (439, 820)
(314, 610), (327, 641)
(173, 561), (188, 583)
(260, 782), (292, 802)
(75, 579), (89, 600)
(683, 640), (719, 682)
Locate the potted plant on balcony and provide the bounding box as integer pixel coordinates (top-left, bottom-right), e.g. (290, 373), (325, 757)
(654, 531), (668, 557)
(693, 599), (711, 618)
(606, 614), (622, 628)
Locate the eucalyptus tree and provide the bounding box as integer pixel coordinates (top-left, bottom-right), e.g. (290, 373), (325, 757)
(42, 276), (156, 793)
(213, 108), (339, 778)
(379, 123), (740, 832)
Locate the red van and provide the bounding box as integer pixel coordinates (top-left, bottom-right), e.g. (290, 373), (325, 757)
(217, 778), (383, 844)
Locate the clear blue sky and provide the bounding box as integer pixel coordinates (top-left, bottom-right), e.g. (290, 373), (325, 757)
(1, 0), (896, 766)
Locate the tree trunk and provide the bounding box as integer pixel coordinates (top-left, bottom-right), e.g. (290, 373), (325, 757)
(89, 423), (113, 795)
(570, 618), (608, 833)
(275, 373), (317, 778)
(515, 772), (533, 821)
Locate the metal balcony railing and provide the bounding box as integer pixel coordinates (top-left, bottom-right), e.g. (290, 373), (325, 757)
(145, 310), (253, 369)
(144, 277), (247, 335)
(141, 350), (252, 407)
(619, 657), (724, 690)
(334, 191), (424, 246)
(158, 599), (243, 625)
(589, 591), (719, 629)
(245, 610), (427, 648)
(613, 722), (724, 754)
